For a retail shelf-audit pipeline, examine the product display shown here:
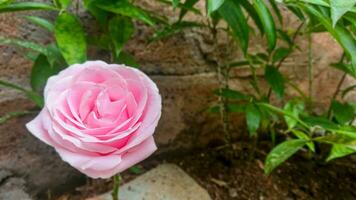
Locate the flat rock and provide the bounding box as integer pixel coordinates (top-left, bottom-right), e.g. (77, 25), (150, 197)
(88, 164), (212, 200)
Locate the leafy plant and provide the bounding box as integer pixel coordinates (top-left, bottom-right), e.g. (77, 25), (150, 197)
(0, 0), (355, 176)
(0, 0), (161, 120)
(152, 0), (356, 174)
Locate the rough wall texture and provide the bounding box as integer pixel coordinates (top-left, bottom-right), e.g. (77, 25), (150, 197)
(0, 0), (354, 198)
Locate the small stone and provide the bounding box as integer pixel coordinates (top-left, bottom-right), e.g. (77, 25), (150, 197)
(228, 188), (238, 198)
(0, 177), (32, 200)
(88, 164), (212, 200)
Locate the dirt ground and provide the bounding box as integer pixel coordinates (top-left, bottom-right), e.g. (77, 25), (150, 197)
(56, 141), (356, 200)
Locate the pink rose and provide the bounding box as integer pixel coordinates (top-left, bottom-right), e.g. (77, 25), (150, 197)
(26, 61), (161, 178)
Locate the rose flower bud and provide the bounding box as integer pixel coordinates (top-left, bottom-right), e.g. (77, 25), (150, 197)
(26, 61), (162, 178)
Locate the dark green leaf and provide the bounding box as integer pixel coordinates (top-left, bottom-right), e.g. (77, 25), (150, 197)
(246, 103), (261, 136)
(31, 54), (60, 92)
(331, 101), (355, 124)
(253, 0), (277, 51)
(25, 16), (54, 32)
(302, 115), (339, 130)
(0, 79), (43, 107)
(277, 29), (293, 47)
(150, 21), (204, 42)
(227, 104), (246, 113)
(0, 2), (57, 12)
(55, 12), (87, 65)
(214, 88), (249, 100)
(218, 0), (249, 53)
(265, 65), (285, 98)
(272, 47), (292, 64)
(239, 0), (264, 34)
(179, 0), (199, 20)
(0, 36), (47, 55)
(264, 139), (307, 175)
(269, 0), (283, 24)
(95, 0), (155, 25)
(109, 16), (134, 59)
(117, 52), (139, 68)
(326, 144), (356, 161)
(330, 63), (356, 78)
(83, 0), (108, 25)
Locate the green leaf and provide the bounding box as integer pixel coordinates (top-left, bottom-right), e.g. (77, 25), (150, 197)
(326, 144), (356, 161)
(330, 0), (356, 27)
(95, 0), (155, 25)
(246, 103), (261, 136)
(129, 165), (144, 174)
(0, 111), (31, 125)
(239, 0), (264, 34)
(314, 134), (356, 150)
(0, 79), (43, 107)
(300, 0), (329, 7)
(272, 47), (292, 64)
(0, 2), (57, 12)
(342, 84), (356, 98)
(31, 54), (60, 92)
(57, 0), (71, 9)
(291, 129), (315, 152)
(46, 43), (67, 68)
(284, 100), (304, 129)
(330, 63), (356, 78)
(109, 16), (134, 60)
(258, 103), (309, 129)
(83, 0), (108, 26)
(331, 101), (355, 124)
(0, 0), (12, 6)
(264, 139), (307, 175)
(265, 65), (285, 98)
(253, 0), (277, 51)
(55, 12), (87, 65)
(207, 0), (225, 15)
(117, 52), (139, 68)
(172, 0), (179, 8)
(0, 36), (48, 55)
(150, 21), (205, 42)
(25, 16), (54, 32)
(301, 4), (356, 70)
(214, 88), (249, 100)
(179, 0), (199, 20)
(269, 0), (283, 24)
(218, 0), (249, 53)
(227, 104), (246, 113)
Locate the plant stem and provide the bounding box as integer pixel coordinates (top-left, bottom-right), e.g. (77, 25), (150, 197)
(217, 64), (231, 145)
(111, 174), (121, 200)
(327, 53), (346, 119)
(307, 32), (313, 102)
(267, 22), (304, 99)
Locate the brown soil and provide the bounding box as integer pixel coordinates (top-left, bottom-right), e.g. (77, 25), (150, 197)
(56, 141), (356, 200)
